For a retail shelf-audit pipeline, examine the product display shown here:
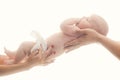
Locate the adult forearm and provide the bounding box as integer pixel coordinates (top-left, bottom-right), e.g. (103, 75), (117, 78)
(0, 62), (32, 76)
(97, 35), (120, 59)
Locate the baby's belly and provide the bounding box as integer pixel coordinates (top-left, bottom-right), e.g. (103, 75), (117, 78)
(46, 32), (75, 57)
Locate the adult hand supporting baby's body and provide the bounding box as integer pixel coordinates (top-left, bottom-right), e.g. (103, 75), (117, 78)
(23, 30), (55, 66)
(0, 45), (55, 76)
(64, 28), (103, 52)
(27, 45), (55, 66)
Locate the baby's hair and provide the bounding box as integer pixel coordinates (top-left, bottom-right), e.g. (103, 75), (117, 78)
(91, 14), (109, 36)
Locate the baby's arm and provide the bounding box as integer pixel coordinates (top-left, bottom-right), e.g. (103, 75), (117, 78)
(60, 18), (81, 36)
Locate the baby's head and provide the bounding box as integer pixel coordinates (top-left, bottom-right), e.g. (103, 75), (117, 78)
(77, 14), (109, 36)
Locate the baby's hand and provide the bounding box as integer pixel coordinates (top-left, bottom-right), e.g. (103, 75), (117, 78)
(72, 26), (82, 37)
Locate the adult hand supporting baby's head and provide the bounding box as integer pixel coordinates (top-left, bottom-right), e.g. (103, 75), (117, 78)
(64, 28), (102, 52)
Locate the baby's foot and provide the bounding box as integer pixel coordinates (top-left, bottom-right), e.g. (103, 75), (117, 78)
(4, 47), (15, 59)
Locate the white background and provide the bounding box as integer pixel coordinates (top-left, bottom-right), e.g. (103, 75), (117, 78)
(0, 0), (120, 80)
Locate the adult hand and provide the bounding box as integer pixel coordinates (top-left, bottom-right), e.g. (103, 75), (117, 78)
(0, 46), (55, 76)
(64, 28), (101, 52)
(27, 45), (55, 66)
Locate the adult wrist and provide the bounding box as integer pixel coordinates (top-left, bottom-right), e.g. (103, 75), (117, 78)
(96, 33), (105, 43)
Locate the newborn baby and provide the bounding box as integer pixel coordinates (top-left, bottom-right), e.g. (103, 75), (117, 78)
(4, 14), (108, 64)
(46, 14), (108, 59)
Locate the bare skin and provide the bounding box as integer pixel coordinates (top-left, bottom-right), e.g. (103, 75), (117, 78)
(0, 14), (109, 76)
(4, 41), (36, 64)
(64, 29), (120, 59)
(4, 14), (108, 64)
(0, 45), (55, 76)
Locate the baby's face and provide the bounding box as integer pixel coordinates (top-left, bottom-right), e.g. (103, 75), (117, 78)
(77, 14), (108, 35)
(77, 15), (100, 29)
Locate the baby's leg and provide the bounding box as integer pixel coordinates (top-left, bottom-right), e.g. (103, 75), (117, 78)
(14, 48), (26, 63)
(4, 48), (26, 63)
(4, 48), (16, 59)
